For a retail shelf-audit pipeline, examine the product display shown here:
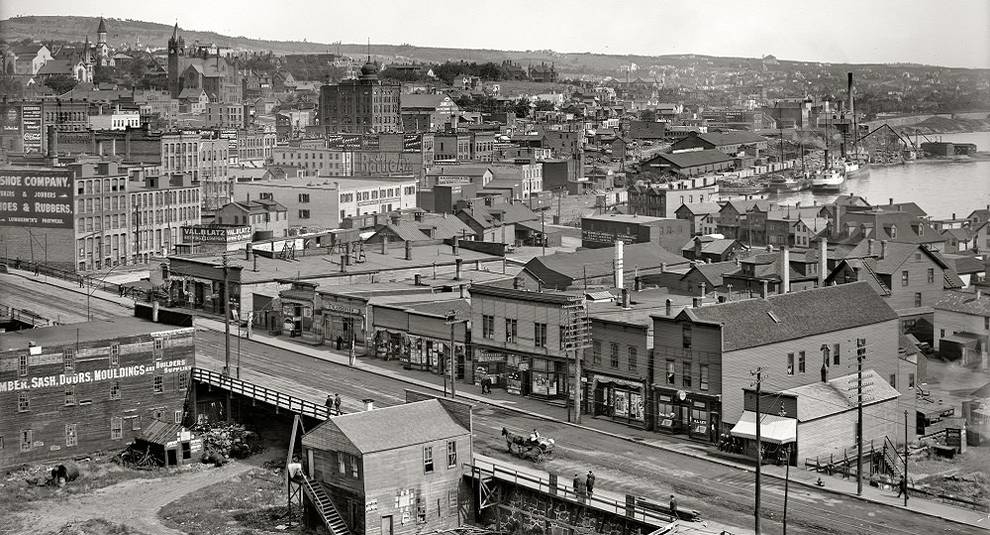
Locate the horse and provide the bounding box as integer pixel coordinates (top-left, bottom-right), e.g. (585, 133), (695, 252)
(502, 427), (529, 454)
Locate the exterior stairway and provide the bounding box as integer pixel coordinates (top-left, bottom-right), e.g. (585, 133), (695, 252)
(302, 475), (351, 535)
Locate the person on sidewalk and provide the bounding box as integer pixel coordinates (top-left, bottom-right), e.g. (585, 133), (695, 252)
(896, 475), (907, 498)
(573, 473), (586, 503)
(669, 494), (678, 519)
(586, 470), (596, 498)
(334, 393), (342, 414)
(482, 375), (492, 394)
(326, 395), (334, 412)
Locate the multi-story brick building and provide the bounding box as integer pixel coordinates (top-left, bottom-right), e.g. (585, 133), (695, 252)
(627, 178), (719, 218)
(319, 61), (401, 134)
(205, 102), (244, 128)
(273, 146), (354, 176)
(0, 315), (195, 469)
(470, 284), (585, 399)
(301, 398), (473, 535)
(160, 131), (230, 211)
(128, 174), (202, 264)
(650, 282), (909, 445)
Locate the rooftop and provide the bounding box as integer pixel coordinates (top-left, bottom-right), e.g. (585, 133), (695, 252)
(652, 150), (735, 169)
(583, 213), (667, 225)
(784, 369), (899, 421)
(0, 316), (192, 353)
(935, 289), (990, 316)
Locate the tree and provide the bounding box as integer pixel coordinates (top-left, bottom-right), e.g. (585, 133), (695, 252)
(43, 74), (77, 95)
(639, 109), (657, 122)
(533, 99), (556, 112)
(512, 99), (531, 119)
(92, 66), (114, 85)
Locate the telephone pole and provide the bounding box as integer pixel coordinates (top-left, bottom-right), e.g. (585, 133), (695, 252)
(856, 337), (866, 496)
(222, 254), (231, 377)
(752, 367), (763, 535)
(903, 409), (909, 507)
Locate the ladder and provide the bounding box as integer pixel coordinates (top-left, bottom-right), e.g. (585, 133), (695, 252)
(301, 475), (351, 535)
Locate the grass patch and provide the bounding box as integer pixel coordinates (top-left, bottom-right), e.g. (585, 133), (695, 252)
(159, 466), (306, 534)
(45, 519), (150, 535)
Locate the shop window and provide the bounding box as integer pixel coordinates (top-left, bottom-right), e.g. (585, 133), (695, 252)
(110, 417), (122, 440)
(592, 342), (602, 365)
(628, 346), (638, 371)
(65, 424), (77, 447)
(424, 446), (434, 473)
(447, 440), (457, 468)
(786, 353), (794, 376)
(682, 362), (692, 387)
(700, 364), (709, 391)
(609, 343), (619, 368)
(665, 360), (675, 385)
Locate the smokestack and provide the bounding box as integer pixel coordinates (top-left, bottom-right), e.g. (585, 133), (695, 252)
(152, 300), (160, 322)
(781, 246), (790, 294)
(761, 280), (769, 300)
(621, 288), (630, 308)
(665, 299), (672, 316)
(614, 240), (624, 289)
(381, 235), (388, 255)
(455, 258), (462, 281)
(819, 239), (827, 287)
(405, 241), (412, 261)
(880, 240), (887, 259)
(867, 239), (874, 256)
(452, 235), (459, 256)
(362, 398), (375, 411)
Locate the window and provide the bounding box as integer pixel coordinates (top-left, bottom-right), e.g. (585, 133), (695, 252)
(666, 360), (675, 385)
(298, 209), (310, 219)
(447, 440), (457, 468)
(534, 322), (547, 348)
(18, 354), (27, 377)
(63, 348), (75, 373)
(65, 424), (77, 447)
(927, 268), (935, 284)
(178, 372), (189, 391)
(592, 342), (602, 365)
(856, 338), (867, 361)
(700, 364), (710, 391)
(299, 193), (311, 203)
(901, 270), (909, 286)
(798, 351), (806, 373)
(110, 417), (122, 440)
(833, 343), (841, 365)
(20, 430), (32, 452)
(890, 373), (897, 389)
(110, 342), (119, 366)
(609, 343), (619, 368)
(417, 491), (427, 523)
(174, 410), (183, 424)
(941, 328), (946, 338)
(110, 381), (121, 400)
(18, 392), (29, 412)
(786, 353), (794, 375)
(424, 446), (434, 473)
(131, 416), (141, 431)
(482, 315), (494, 339)
(682, 362), (692, 387)
(628, 346), (638, 371)
(909, 373), (915, 388)
(153, 375), (164, 393)
(64, 385), (75, 406)
(986, 317), (989, 330)
(505, 319), (517, 343)
(682, 324), (692, 349)
(914, 293), (922, 307)
(338, 452), (348, 474)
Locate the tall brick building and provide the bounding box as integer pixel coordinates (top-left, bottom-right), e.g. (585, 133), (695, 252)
(319, 61), (401, 134)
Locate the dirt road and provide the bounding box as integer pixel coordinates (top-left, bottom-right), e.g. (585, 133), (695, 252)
(7, 462), (253, 535)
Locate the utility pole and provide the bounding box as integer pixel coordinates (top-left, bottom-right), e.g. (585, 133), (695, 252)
(445, 311), (468, 399)
(856, 337), (866, 496)
(541, 211), (546, 257)
(752, 367), (763, 535)
(780, 407), (790, 535)
(903, 410), (909, 507)
(222, 254), (231, 376)
(448, 319), (456, 398)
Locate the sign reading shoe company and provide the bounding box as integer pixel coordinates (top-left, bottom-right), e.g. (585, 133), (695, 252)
(0, 169), (74, 228)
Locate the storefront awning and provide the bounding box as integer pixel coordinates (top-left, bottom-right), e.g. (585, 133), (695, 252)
(730, 411), (796, 444)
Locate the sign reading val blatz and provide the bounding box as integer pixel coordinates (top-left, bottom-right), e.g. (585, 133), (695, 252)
(0, 169), (74, 228)
(181, 225), (252, 244)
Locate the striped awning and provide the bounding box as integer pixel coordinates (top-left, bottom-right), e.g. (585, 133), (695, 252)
(730, 411), (796, 444)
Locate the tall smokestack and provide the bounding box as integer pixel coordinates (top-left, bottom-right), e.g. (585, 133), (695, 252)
(819, 239), (827, 287)
(614, 240), (624, 289)
(455, 258), (462, 281)
(847, 72), (855, 154)
(781, 246), (790, 294)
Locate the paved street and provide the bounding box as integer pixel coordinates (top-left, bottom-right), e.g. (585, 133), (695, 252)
(1, 273), (985, 535)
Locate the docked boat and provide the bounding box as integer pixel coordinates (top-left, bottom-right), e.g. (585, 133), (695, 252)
(842, 159), (871, 179)
(719, 179), (765, 196)
(766, 173), (809, 193)
(810, 167), (845, 193)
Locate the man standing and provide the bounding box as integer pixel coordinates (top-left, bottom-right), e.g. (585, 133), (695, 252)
(896, 475), (907, 498)
(334, 393), (342, 414)
(326, 395), (334, 412)
(573, 473), (585, 503)
(669, 494), (678, 519)
(586, 470), (596, 498)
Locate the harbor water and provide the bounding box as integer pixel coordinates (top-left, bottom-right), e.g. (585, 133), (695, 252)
(769, 131), (990, 219)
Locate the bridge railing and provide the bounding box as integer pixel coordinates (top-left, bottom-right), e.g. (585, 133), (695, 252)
(191, 367), (339, 420)
(467, 457), (675, 527)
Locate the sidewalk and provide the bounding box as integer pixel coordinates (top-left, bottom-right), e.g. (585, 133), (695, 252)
(9, 269), (990, 529)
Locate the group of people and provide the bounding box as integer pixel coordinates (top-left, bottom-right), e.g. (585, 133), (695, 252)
(571, 470), (596, 501)
(325, 393), (342, 414)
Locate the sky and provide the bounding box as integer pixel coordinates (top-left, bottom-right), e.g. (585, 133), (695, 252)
(2, 0), (989, 69)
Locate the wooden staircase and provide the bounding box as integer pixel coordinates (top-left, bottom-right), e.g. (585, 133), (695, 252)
(302, 475), (351, 535)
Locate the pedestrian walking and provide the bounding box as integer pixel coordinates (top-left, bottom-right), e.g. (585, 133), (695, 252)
(572, 473), (586, 503)
(586, 470), (596, 498)
(669, 494), (678, 519)
(481, 375), (492, 394)
(896, 475), (907, 498)
(325, 395), (334, 411)
(334, 393), (342, 414)
(78, 276), (84, 288)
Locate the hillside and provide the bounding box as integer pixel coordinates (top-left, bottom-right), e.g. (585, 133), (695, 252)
(3, 15), (986, 79)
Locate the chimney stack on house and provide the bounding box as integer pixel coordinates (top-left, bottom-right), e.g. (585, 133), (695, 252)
(381, 235), (388, 255)
(761, 280), (769, 299)
(621, 288), (630, 308)
(405, 241), (413, 261)
(665, 299), (672, 316)
(880, 240), (887, 259)
(614, 240), (625, 289)
(818, 239), (827, 287)
(455, 258), (463, 281)
(867, 239), (875, 256)
(781, 246), (790, 294)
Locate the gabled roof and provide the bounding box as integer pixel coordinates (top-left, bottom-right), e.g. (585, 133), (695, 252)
(843, 240), (949, 273)
(681, 261), (738, 288)
(784, 370), (899, 422)
(941, 227), (974, 242)
(681, 237), (739, 256)
(935, 290), (990, 316)
(37, 59), (78, 75)
(458, 203), (537, 229)
(302, 399), (469, 455)
(694, 131), (767, 147)
(720, 199), (772, 215)
(875, 201), (927, 218)
(676, 202), (722, 216)
(139, 419), (185, 446)
(523, 242), (687, 286)
(667, 281), (898, 351)
(651, 150), (734, 169)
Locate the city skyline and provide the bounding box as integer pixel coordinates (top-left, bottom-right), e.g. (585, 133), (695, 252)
(1, 0), (989, 69)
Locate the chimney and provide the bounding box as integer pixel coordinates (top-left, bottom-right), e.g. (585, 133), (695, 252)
(405, 241), (412, 261)
(867, 238), (874, 256)
(665, 299), (672, 316)
(834, 204), (843, 237)
(889, 198), (894, 206)
(245, 242), (253, 261)
(700, 282), (707, 297)
(475, 259), (481, 270)
(513, 277), (520, 290)
(880, 240), (887, 259)
(621, 288), (630, 308)
(362, 398), (375, 411)
(414, 273), (422, 286)
(634, 276), (641, 291)
(977, 289), (983, 300)
(459, 284), (466, 298)
(152, 300), (160, 322)
(660, 262), (667, 273)
(614, 240), (624, 289)
(781, 246), (790, 294)
(381, 235), (388, 255)
(414, 211), (424, 222)
(952, 213), (957, 221)
(761, 280), (769, 299)
(692, 297), (702, 308)
(818, 239), (827, 287)
(455, 258), (463, 281)
(452, 235), (459, 256)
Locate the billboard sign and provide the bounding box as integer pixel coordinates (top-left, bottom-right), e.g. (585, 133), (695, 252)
(0, 169), (74, 229)
(1, 103), (21, 133)
(21, 104), (42, 152)
(181, 225), (252, 244)
(354, 151), (421, 176)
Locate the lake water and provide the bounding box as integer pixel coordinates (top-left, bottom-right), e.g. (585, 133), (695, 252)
(769, 132), (990, 219)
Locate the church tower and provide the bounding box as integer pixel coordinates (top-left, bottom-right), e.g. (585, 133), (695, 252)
(167, 23), (185, 98)
(95, 17), (111, 67)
